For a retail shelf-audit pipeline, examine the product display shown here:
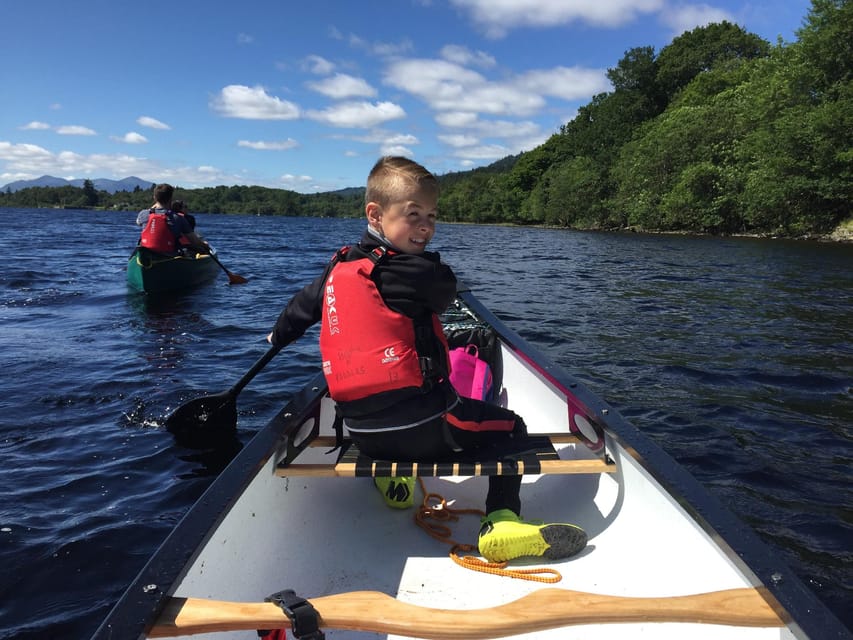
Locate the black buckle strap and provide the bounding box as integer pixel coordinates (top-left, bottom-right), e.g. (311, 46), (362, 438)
(266, 589), (325, 640)
(368, 245), (389, 263)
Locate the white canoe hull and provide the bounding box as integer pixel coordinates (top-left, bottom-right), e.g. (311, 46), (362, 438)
(93, 288), (849, 640)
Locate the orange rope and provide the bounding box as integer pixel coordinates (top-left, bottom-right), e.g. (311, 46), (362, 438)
(413, 479), (563, 583)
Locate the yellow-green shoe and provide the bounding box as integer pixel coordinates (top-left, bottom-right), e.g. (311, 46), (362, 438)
(478, 509), (587, 562)
(374, 476), (415, 509)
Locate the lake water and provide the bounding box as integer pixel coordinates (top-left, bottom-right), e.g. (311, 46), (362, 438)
(0, 208), (850, 638)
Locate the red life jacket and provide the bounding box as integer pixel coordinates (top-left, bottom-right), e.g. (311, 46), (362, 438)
(139, 210), (178, 253)
(320, 247), (449, 403)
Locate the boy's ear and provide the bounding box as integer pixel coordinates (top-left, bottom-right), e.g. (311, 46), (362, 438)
(365, 201), (382, 226)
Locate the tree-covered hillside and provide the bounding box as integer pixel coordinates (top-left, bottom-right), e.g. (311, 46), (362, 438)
(2, 1), (849, 238)
(439, 0), (851, 237)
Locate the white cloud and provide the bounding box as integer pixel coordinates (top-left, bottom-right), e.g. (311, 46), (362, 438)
(0, 141), (152, 178)
(279, 173), (315, 190)
(662, 4), (735, 35)
(0, 140), (245, 188)
(0, 138), (326, 190)
(435, 112), (547, 159)
(453, 143), (513, 160)
(380, 143), (416, 157)
(307, 101), (405, 128)
(450, 0), (664, 37)
(56, 125), (96, 135)
(346, 33), (414, 57)
(238, 139), (299, 150)
(351, 131), (419, 146)
(0, 141), (54, 162)
(384, 58), (544, 116)
(516, 66), (611, 100)
(137, 116), (171, 130)
(332, 130), (420, 158)
(440, 45), (496, 68)
(112, 132), (148, 144)
(303, 54), (336, 74)
(237, 32), (254, 44)
(307, 73), (377, 99)
(438, 133), (481, 147)
(435, 112), (479, 128)
(20, 121), (51, 130)
(211, 85), (300, 120)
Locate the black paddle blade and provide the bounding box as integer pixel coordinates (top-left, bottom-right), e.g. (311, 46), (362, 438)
(165, 391), (238, 442)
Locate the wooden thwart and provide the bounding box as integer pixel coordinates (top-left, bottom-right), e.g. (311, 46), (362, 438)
(276, 434), (616, 478)
(150, 587), (784, 638)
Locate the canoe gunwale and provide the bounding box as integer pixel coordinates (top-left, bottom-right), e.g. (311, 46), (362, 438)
(90, 286), (851, 640)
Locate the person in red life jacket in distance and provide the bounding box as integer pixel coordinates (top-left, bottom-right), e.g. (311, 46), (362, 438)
(135, 183), (209, 256)
(266, 156), (587, 564)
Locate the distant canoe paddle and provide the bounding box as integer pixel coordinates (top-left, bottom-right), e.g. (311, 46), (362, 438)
(209, 252), (248, 284)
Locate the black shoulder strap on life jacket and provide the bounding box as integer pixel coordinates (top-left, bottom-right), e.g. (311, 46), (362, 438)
(366, 245), (395, 264)
(330, 246), (349, 265)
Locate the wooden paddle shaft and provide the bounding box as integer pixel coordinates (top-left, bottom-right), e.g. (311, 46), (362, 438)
(149, 587), (784, 638)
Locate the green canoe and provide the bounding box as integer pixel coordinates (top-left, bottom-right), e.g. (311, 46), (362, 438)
(126, 246), (220, 293)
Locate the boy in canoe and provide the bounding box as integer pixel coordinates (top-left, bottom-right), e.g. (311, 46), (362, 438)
(267, 156), (587, 563)
(136, 183), (209, 256)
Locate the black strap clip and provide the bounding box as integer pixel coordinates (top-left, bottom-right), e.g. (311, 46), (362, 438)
(266, 589), (325, 640)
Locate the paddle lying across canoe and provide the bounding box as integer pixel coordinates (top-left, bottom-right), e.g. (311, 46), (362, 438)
(126, 246), (247, 293)
(92, 284), (851, 640)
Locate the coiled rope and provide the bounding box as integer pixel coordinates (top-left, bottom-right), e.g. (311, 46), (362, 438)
(413, 478), (562, 583)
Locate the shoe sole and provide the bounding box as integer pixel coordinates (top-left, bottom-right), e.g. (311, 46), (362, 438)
(480, 524), (587, 562)
(541, 524), (588, 560)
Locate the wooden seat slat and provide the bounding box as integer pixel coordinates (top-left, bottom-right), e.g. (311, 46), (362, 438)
(276, 434), (616, 478)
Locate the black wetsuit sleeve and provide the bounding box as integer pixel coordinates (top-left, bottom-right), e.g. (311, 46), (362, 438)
(374, 252), (457, 317)
(269, 263), (332, 347)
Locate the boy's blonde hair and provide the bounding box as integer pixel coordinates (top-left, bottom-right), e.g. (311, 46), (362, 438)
(365, 156), (439, 207)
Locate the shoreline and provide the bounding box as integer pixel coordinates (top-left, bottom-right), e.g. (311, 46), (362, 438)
(2, 205), (851, 243)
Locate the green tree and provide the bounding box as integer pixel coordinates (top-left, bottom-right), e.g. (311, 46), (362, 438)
(82, 179), (99, 207)
(796, 0), (853, 92)
(561, 47), (666, 165)
(534, 157), (609, 228)
(656, 21), (770, 99)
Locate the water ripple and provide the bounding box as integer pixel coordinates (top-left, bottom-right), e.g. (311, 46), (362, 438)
(0, 210), (851, 636)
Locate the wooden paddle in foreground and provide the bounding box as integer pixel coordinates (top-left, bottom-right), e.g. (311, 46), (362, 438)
(150, 587), (784, 638)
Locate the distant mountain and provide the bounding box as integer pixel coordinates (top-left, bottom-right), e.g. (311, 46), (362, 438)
(1, 175), (155, 193)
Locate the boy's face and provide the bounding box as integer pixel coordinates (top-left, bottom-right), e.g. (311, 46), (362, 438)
(366, 187), (437, 254)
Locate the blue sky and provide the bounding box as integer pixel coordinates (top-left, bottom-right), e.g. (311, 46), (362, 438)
(1, 0), (812, 193)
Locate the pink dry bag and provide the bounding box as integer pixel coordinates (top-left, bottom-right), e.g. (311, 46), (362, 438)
(448, 344), (493, 401)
